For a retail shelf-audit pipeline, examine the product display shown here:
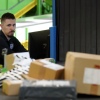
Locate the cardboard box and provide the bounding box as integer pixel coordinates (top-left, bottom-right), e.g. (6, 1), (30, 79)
(65, 52), (100, 96)
(2, 80), (22, 96)
(6, 52), (30, 70)
(2, 75), (37, 96)
(6, 54), (14, 70)
(28, 59), (64, 80)
(21, 74), (37, 81)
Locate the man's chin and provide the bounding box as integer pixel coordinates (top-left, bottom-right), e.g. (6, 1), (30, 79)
(7, 35), (13, 38)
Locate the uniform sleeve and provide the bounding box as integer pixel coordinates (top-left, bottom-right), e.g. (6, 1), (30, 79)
(12, 37), (28, 52)
(0, 37), (14, 54)
(0, 37), (14, 65)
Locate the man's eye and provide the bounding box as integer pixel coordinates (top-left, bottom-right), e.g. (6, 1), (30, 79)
(7, 24), (11, 26)
(13, 24), (16, 26)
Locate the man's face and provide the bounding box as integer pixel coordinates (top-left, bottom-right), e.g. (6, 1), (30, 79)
(1, 19), (16, 38)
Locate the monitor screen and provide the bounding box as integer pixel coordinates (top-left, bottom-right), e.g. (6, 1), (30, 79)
(28, 30), (50, 59)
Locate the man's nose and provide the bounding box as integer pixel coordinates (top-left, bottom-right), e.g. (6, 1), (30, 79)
(10, 26), (15, 30)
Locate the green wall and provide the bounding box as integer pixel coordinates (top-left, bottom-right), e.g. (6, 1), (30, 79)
(0, 0), (7, 10)
(0, 0), (21, 10)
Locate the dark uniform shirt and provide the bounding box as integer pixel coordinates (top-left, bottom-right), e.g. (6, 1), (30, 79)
(0, 30), (27, 65)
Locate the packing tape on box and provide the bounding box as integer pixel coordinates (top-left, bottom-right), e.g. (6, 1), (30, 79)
(90, 65), (100, 95)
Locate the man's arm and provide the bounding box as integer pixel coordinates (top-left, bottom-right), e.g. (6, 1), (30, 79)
(0, 37), (14, 65)
(0, 37), (14, 54)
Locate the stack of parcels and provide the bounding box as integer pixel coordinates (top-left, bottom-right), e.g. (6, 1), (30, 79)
(1, 52), (33, 95)
(19, 80), (77, 100)
(2, 52), (64, 96)
(5, 52), (34, 70)
(65, 52), (100, 96)
(1, 52), (32, 91)
(0, 62), (30, 88)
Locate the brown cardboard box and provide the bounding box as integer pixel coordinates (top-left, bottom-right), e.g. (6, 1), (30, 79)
(2, 80), (22, 96)
(65, 52), (100, 96)
(28, 59), (64, 80)
(2, 75), (37, 96)
(6, 54), (14, 70)
(21, 74), (37, 81)
(5, 52), (30, 70)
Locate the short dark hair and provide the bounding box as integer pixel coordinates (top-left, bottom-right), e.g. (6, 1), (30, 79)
(1, 12), (15, 23)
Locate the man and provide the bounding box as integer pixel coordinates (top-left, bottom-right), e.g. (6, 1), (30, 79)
(0, 12), (27, 66)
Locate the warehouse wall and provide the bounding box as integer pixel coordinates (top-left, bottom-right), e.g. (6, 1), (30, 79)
(56, 0), (100, 61)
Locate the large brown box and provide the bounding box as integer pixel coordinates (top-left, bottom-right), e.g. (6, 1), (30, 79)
(28, 59), (64, 80)
(65, 52), (100, 96)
